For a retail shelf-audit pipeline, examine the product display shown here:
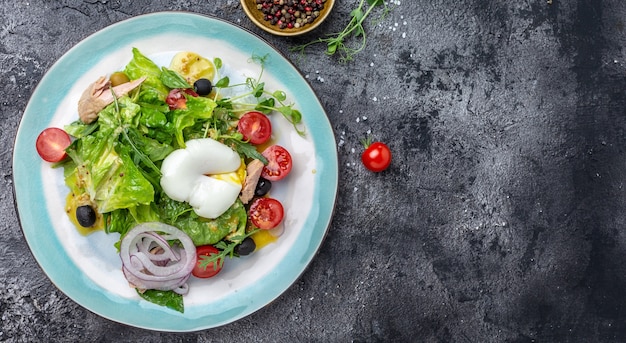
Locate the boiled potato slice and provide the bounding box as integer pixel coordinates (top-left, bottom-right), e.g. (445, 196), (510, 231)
(169, 51), (215, 85)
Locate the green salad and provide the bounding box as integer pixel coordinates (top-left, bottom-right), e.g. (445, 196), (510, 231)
(36, 48), (303, 312)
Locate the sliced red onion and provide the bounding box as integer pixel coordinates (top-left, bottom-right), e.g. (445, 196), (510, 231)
(120, 222), (196, 295)
(136, 232), (180, 262)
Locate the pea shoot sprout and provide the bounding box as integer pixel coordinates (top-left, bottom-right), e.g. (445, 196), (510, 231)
(212, 54), (306, 136)
(291, 0), (391, 63)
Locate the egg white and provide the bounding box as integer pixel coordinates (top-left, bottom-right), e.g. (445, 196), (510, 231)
(160, 138), (244, 219)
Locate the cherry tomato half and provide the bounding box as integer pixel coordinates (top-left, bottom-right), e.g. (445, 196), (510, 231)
(36, 127), (71, 162)
(361, 141), (392, 172)
(191, 245), (223, 278)
(237, 111), (272, 145)
(249, 197), (284, 230)
(166, 88), (198, 110)
(261, 145), (292, 181)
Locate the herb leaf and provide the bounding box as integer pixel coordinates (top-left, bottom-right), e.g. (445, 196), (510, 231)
(198, 229), (260, 269)
(214, 57), (223, 69)
(160, 67), (191, 89)
(215, 76), (230, 88)
(137, 289), (184, 313)
(291, 0), (391, 63)
(225, 138), (268, 164)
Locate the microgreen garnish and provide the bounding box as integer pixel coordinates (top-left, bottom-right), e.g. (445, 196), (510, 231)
(291, 0), (391, 63)
(198, 229), (260, 270)
(213, 54), (306, 136)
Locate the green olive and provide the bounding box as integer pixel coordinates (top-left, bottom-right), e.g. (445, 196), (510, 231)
(109, 71), (130, 87)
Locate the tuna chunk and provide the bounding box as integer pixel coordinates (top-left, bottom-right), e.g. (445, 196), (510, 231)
(78, 76), (147, 124)
(239, 159), (265, 204)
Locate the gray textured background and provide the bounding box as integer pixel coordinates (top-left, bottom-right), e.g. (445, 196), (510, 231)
(2, 0), (626, 341)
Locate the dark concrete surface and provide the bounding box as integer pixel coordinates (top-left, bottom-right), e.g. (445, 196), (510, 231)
(2, 0), (626, 341)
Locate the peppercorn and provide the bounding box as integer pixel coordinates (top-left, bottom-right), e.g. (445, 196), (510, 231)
(254, 0), (324, 30)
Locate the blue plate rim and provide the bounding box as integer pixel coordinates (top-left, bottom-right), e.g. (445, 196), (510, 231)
(12, 11), (338, 332)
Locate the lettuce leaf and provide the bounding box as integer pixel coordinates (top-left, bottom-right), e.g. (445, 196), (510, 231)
(170, 95), (217, 148)
(64, 134), (155, 214)
(124, 47), (169, 102)
(106, 203), (162, 238)
(97, 96), (141, 132)
(157, 197), (247, 246)
(137, 289), (184, 313)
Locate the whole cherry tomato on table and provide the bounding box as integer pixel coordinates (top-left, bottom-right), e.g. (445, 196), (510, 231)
(361, 140), (392, 172)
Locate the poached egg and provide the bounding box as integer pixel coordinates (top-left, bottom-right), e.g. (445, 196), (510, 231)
(160, 138), (244, 219)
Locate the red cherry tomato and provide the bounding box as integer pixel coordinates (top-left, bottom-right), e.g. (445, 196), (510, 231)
(36, 127), (71, 162)
(261, 145), (292, 181)
(191, 245), (223, 278)
(249, 197), (284, 230)
(166, 88), (198, 110)
(361, 141), (392, 172)
(237, 111), (272, 145)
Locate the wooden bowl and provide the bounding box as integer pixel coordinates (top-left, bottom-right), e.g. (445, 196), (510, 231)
(240, 0), (335, 37)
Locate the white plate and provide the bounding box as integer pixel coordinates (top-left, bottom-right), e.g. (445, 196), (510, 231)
(13, 12), (338, 332)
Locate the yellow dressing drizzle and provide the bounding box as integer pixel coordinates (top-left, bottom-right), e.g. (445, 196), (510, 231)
(251, 228), (278, 249)
(65, 192), (104, 236)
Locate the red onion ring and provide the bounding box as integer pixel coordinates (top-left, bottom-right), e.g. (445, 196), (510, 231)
(120, 222), (196, 295)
